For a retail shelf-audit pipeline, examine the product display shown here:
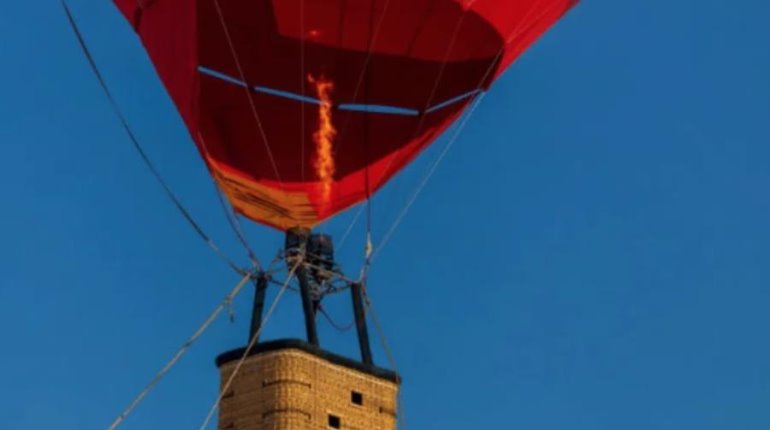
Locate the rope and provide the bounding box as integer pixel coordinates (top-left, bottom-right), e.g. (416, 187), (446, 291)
(62, 1), (244, 276)
(369, 5), (475, 190)
(212, 182), (260, 269)
(330, 0), (401, 257)
(194, 131), (261, 270)
(105, 272), (253, 430)
(362, 0), (377, 266)
(361, 287), (406, 430)
(264, 250), (285, 276)
(369, 0), (555, 263)
(300, 0), (306, 183)
(197, 261), (301, 430)
(346, 0), (394, 112)
(366, 0), (551, 208)
(345, 4), (477, 281)
(337, 205), (366, 252)
(301, 261), (357, 285)
(412, 2), (474, 133)
(372, 93), (486, 262)
(318, 306), (356, 332)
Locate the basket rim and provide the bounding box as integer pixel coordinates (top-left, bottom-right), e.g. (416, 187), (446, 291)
(215, 338), (401, 384)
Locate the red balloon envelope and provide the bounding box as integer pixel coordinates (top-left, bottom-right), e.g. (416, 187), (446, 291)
(113, 0), (577, 230)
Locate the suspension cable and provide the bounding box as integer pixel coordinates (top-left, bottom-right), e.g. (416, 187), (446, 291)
(372, 93), (486, 262)
(341, 4), (475, 276)
(105, 272), (253, 430)
(300, 0), (306, 183)
(196, 132), (262, 270)
(367, 4), (476, 190)
(211, 182), (260, 269)
(337, 205), (366, 252)
(62, 1), (245, 276)
(316, 0), (393, 251)
(367, 0), (549, 199)
(370, 0), (553, 264)
(211, 0), (285, 192)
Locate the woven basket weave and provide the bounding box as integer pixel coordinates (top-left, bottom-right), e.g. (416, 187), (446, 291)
(217, 341), (399, 430)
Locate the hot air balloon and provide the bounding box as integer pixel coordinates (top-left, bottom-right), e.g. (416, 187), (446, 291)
(65, 1), (578, 428)
(112, 0), (576, 230)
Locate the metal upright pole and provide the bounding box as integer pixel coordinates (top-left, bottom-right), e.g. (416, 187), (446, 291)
(351, 282), (373, 365)
(248, 273), (268, 344)
(296, 265), (320, 347)
(285, 227), (319, 347)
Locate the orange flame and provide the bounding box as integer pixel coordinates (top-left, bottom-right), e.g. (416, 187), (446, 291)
(308, 74), (337, 204)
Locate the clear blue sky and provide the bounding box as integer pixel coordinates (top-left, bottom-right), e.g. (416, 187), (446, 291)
(2, 1), (769, 429)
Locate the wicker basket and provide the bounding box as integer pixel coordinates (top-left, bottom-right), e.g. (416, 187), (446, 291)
(217, 339), (400, 430)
